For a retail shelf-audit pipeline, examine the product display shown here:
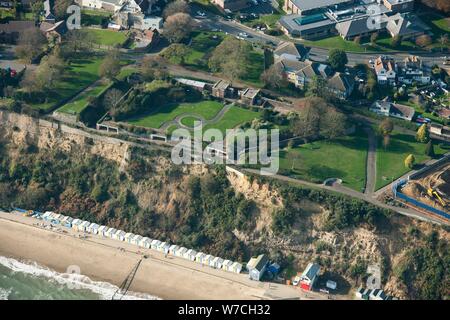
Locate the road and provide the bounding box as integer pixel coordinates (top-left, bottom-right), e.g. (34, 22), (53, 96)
(364, 126), (377, 195)
(196, 16), (449, 67)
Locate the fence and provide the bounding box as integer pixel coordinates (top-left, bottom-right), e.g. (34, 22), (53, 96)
(392, 179), (450, 221)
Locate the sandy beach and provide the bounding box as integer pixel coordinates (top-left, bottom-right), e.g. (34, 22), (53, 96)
(0, 212), (310, 300)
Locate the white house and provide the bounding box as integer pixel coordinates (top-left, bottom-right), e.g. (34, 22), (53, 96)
(169, 245), (180, 256)
(151, 239), (161, 250)
(195, 252), (206, 264)
(185, 249), (197, 261)
(124, 232), (135, 243)
(78, 0), (126, 13)
(136, 16), (162, 31)
(87, 223), (100, 234)
(212, 257), (224, 269)
(374, 56), (397, 85)
(231, 262), (243, 274)
(98, 225), (109, 237)
(222, 260), (233, 272)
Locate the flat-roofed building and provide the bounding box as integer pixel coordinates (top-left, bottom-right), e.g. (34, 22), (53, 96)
(284, 0), (354, 15)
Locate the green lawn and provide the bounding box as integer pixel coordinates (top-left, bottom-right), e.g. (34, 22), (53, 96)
(86, 28), (127, 47)
(29, 56), (104, 111)
(81, 9), (111, 26)
(127, 100), (225, 129)
(279, 130), (368, 191)
(301, 36), (370, 53)
(180, 116), (201, 128)
(203, 106), (260, 135)
(241, 51), (265, 87)
(57, 80), (111, 115)
(375, 132), (448, 190)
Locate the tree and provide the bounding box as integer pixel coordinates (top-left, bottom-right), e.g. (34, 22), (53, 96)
(404, 154), (415, 169)
(163, 13), (193, 43)
(161, 43), (189, 65)
(31, 0), (44, 22)
(162, 0), (189, 19)
(260, 63), (288, 89)
(306, 75), (328, 98)
(103, 88), (123, 111)
(425, 140), (435, 157)
(370, 32), (379, 45)
(415, 34), (432, 48)
(320, 108), (347, 140)
(15, 28), (47, 63)
(140, 55), (168, 81)
(391, 35), (402, 48)
(62, 29), (96, 55)
(99, 50), (121, 80)
(379, 118), (394, 136)
(327, 49), (348, 71)
(416, 124), (429, 143)
(53, 0), (73, 19)
(439, 34), (448, 51)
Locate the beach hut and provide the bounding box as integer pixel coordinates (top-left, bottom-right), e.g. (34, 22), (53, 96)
(87, 223), (99, 234)
(114, 230), (126, 241)
(98, 226), (109, 237)
(169, 245), (180, 256)
(185, 249), (197, 261)
(151, 239), (161, 250)
(158, 242), (170, 254)
(78, 221), (91, 232)
(61, 216), (73, 228)
(132, 235), (143, 246)
(231, 262), (243, 274)
(195, 252), (206, 264)
(177, 247), (188, 258)
(106, 228), (117, 239)
(42, 211), (53, 221)
(139, 237), (151, 248)
(203, 254), (213, 266)
(124, 233), (135, 243)
(222, 260), (233, 272)
(212, 257), (224, 269)
(71, 219), (81, 230)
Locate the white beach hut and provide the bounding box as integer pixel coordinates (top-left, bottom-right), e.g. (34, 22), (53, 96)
(106, 228), (117, 239)
(42, 211), (52, 221)
(185, 249), (197, 261)
(88, 223), (100, 234)
(52, 214), (63, 224)
(71, 219), (81, 230)
(162, 242), (171, 254)
(177, 247), (188, 258)
(222, 260), (233, 272)
(98, 226), (109, 237)
(151, 239), (161, 250)
(139, 237), (151, 248)
(212, 257), (224, 269)
(195, 252), (206, 264)
(231, 262), (243, 274)
(114, 230), (126, 241)
(132, 235), (143, 246)
(78, 221), (91, 232)
(124, 233), (135, 243)
(203, 254), (213, 266)
(169, 245), (180, 256)
(62, 216), (74, 228)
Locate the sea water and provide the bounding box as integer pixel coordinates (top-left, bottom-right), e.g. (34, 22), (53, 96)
(0, 256), (159, 300)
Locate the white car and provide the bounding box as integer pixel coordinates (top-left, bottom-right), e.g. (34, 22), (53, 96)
(197, 11), (206, 17)
(238, 32), (248, 38)
(293, 276), (301, 286)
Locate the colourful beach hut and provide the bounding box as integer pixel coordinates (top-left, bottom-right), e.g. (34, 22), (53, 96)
(231, 262), (243, 274)
(195, 252), (206, 264)
(222, 260), (233, 272)
(212, 257), (224, 269)
(71, 219), (81, 230)
(185, 249), (197, 261)
(88, 223), (100, 234)
(124, 233), (135, 243)
(169, 245), (180, 256)
(98, 226), (109, 237)
(203, 254), (213, 266)
(151, 239), (161, 250)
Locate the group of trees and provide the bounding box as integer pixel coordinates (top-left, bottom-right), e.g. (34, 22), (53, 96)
(290, 97), (347, 143)
(162, 1), (193, 43)
(15, 28), (47, 63)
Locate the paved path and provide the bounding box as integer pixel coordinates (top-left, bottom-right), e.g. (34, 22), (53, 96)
(364, 126), (377, 195)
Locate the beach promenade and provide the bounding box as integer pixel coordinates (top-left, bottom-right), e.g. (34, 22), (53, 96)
(0, 211), (324, 300)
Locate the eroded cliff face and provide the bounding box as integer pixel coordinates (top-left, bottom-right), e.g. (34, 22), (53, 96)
(0, 111), (130, 165)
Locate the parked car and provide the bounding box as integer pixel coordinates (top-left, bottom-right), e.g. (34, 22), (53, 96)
(293, 276), (301, 286)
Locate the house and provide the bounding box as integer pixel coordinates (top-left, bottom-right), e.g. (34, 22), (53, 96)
(284, 0), (353, 16)
(39, 20), (67, 43)
(231, 262), (243, 274)
(124, 232), (135, 243)
(370, 100), (415, 121)
(87, 223), (100, 234)
(211, 0), (250, 12)
(139, 236), (151, 248)
(386, 13), (425, 40)
(133, 28), (160, 51)
(43, 0), (56, 23)
(175, 78), (210, 92)
(0, 21), (37, 44)
(397, 56), (430, 85)
(184, 249), (197, 261)
(151, 239), (161, 250)
(374, 56), (397, 85)
(240, 88), (261, 106)
(382, 0), (414, 13)
(247, 254), (269, 281)
(273, 41), (309, 62)
(98, 225), (109, 237)
(275, 58), (317, 89)
(429, 123), (450, 141)
(195, 252), (206, 264)
(212, 80), (232, 99)
(222, 259), (233, 272)
(299, 262), (321, 291)
(113, 0), (161, 30)
(336, 16), (377, 41)
(78, 0), (126, 13)
(212, 257), (224, 269)
(326, 72), (355, 99)
(169, 245), (180, 256)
